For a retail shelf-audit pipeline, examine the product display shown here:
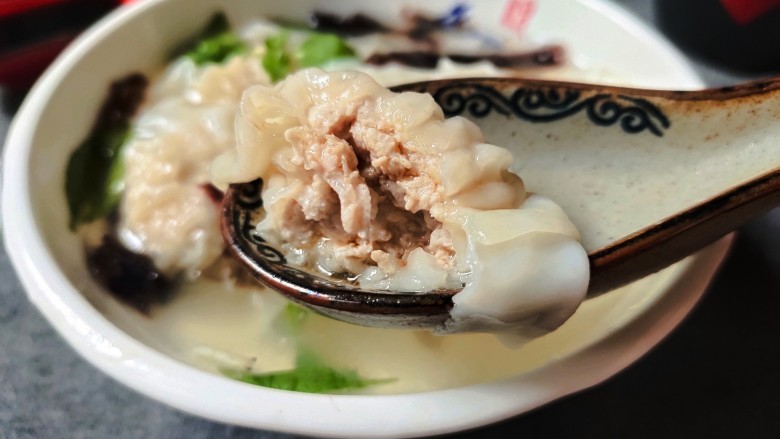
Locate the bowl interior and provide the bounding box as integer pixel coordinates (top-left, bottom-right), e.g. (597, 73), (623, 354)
(4, 0), (713, 436)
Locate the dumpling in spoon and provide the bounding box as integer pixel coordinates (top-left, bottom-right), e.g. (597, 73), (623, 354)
(212, 69), (589, 339)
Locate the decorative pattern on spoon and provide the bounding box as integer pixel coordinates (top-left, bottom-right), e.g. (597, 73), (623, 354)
(406, 82), (671, 136)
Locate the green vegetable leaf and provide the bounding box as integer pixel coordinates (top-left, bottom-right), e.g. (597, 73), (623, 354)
(66, 73), (147, 230)
(261, 31), (356, 82)
(282, 302), (310, 333)
(221, 351), (395, 393)
(66, 126), (130, 229)
(262, 32), (292, 82)
(295, 33), (357, 67)
(185, 13), (247, 65)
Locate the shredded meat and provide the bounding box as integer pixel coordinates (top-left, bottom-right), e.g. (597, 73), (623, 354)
(272, 100), (455, 273)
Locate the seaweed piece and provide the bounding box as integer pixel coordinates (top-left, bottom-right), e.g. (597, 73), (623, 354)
(86, 235), (172, 314)
(307, 11), (389, 36)
(366, 46), (564, 69)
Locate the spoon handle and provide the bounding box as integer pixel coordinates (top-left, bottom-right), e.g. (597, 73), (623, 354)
(401, 77), (780, 296)
(589, 168), (778, 296)
(585, 79), (780, 295)
(589, 79), (780, 295)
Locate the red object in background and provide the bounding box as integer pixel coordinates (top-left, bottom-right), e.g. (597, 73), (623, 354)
(720, 0), (780, 24)
(0, 0), (125, 91)
(0, 0), (74, 17)
(0, 34), (75, 90)
(501, 0), (536, 34)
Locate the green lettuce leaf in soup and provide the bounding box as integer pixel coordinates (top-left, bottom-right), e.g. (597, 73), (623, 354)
(66, 73), (148, 230)
(185, 12), (247, 65)
(221, 350), (396, 393)
(262, 32), (292, 82)
(295, 32), (357, 67)
(225, 305), (393, 393)
(262, 31), (357, 82)
(281, 302), (310, 334)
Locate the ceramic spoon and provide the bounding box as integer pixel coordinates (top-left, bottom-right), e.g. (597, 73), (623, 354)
(221, 77), (780, 329)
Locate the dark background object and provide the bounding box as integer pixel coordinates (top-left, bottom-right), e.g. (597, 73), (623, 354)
(0, 1), (779, 438)
(656, 0), (780, 74)
(0, 0), (122, 90)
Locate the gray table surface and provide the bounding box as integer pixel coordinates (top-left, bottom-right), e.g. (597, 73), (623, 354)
(2, 1), (779, 438)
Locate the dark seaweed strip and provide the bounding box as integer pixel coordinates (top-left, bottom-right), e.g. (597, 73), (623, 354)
(307, 11), (389, 36)
(365, 51), (441, 69)
(366, 46), (565, 69)
(87, 235), (172, 315)
(450, 46), (564, 67)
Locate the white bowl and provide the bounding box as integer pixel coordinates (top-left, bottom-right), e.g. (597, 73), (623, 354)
(2, 0), (730, 437)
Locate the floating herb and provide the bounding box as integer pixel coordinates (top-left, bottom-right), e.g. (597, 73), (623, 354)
(222, 351), (395, 393)
(185, 12), (247, 65)
(295, 33), (356, 67)
(262, 32), (292, 82)
(66, 73), (148, 229)
(282, 302), (310, 333)
(262, 31), (356, 82)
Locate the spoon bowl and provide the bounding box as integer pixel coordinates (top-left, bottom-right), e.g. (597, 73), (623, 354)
(221, 76), (780, 330)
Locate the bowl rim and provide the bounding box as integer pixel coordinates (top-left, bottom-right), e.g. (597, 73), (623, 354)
(1, 0), (720, 437)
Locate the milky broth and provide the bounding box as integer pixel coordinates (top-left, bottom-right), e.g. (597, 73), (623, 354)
(110, 254), (680, 394)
